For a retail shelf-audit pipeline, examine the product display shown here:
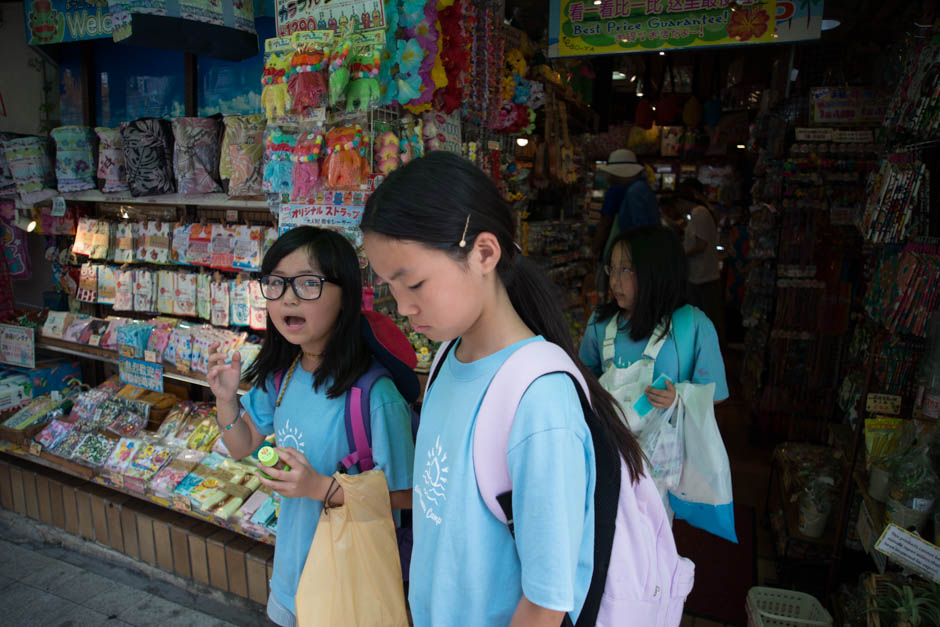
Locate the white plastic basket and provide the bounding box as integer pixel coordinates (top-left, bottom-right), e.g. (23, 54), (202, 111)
(745, 587), (833, 627)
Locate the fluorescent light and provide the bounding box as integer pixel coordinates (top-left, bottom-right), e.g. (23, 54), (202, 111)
(636, 91), (644, 97)
(630, 75), (637, 82)
(26, 220), (37, 232)
(516, 137), (529, 147)
(716, 245), (725, 251)
(659, 51), (665, 56)
(737, 144), (746, 149)
(821, 19), (840, 30)
(612, 71), (627, 81)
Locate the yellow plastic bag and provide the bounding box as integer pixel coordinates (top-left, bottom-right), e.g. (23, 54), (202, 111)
(295, 470), (408, 627)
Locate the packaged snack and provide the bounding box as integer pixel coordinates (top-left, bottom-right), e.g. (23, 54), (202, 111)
(34, 419), (76, 450)
(149, 448), (205, 499)
(94, 127), (128, 193)
(186, 415), (220, 452)
(51, 426), (86, 458)
(196, 272), (211, 320)
(103, 437), (142, 475)
(72, 432), (118, 468)
(123, 441), (174, 493)
(231, 279), (250, 326)
(106, 408), (147, 438)
(155, 402), (194, 441)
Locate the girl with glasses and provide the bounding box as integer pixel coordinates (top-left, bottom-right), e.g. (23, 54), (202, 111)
(579, 225), (728, 516)
(206, 226), (415, 627)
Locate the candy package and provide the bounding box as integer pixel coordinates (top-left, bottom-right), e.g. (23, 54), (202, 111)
(72, 432), (118, 468)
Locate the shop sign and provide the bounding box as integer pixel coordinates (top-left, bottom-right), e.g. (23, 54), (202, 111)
(23, 0), (114, 45)
(548, 0), (802, 58)
(0, 324), (35, 369)
(773, 0), (824, 44)
(832, 129), (874, 143)
(875, 523), (940, 584)
(275, 0), (386, 36)
(279, 202), (364, 233)
(866, 393), (902, 415)
(119, 356), (164, 393)
(810, 87), (888, 126)
(794, 128), (832, 142)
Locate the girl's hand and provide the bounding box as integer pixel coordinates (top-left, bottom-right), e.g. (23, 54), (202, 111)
(258, 447), (325, 500)
(207, 342), (241, 404)
(646, 380), (677, 409)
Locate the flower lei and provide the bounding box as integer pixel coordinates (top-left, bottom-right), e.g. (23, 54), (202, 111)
(434, 0), (470, 115)
(325, 125), (368, 157)
(378, 0), (443, 111)
(291, 133), (323, 162)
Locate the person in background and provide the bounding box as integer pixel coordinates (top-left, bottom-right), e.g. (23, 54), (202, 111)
(590, 149), (660, 278)
(678, 178), (725, 345)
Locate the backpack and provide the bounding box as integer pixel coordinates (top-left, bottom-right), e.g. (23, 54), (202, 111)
(426, 340), (694, 627)
(273, 309), (420, 577)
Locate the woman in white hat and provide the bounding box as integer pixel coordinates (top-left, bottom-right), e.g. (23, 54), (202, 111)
(590, 148), (661, 290)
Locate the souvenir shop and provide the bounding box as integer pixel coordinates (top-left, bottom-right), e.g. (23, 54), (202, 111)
(0, 0), (939, 624)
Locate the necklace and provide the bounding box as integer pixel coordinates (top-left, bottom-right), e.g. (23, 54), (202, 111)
(275, 352), (322, 407)
(303, 351), (322, 359)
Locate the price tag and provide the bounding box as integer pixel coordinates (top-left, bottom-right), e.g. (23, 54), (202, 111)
(225, 209), (239, 223)
(51, 196), (67, 217)
(487, 140), (500, 150)
(173, 494), (191, 512)
(28, 441), (41, 457)
(144, 350), (159, 364)
(88, 335), (102, 347)
(867, 394), (902, 415)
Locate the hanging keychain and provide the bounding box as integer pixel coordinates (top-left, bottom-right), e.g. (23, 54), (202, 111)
(345, 32), (384, 113)
(288, 30), (332, 117)
(291, 129), (324, 202)
(262, 37), (294, 121)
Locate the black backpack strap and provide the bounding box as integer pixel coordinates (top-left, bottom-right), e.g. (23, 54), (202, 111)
(424, 340), (455, 396)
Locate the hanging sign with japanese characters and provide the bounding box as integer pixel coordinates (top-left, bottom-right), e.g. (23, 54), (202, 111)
(548, 0), (821, 58)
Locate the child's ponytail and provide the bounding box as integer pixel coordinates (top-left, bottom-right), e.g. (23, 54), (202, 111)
(362, 151), (646, 483)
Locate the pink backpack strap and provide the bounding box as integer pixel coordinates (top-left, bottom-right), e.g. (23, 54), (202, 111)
(473, 341), (591, 524)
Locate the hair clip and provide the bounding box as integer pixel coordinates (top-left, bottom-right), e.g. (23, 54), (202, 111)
(458, 214), (470, 248)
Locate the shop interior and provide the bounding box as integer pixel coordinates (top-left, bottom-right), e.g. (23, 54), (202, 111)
(0, 0), (939, 625)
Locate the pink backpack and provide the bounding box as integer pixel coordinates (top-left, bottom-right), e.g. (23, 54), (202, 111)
(427, 340), (694, 626)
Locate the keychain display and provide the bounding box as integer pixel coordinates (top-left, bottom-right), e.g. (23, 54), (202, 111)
(322, 124), (370, 189)
(262, 37), (293, 121)
(263, 126), (298, 196)
(291, 129), (324, 201)
(289, 31), (332, 115)
(345, 33), (383, 113)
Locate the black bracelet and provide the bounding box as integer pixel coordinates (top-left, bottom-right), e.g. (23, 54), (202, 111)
(324, 476), (341, 510)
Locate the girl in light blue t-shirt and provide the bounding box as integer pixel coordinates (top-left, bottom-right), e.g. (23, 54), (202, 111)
(206, 227), (415, 627)
(361, 151), (649, 627)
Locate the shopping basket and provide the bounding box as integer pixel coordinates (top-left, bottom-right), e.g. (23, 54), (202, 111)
(746, 586), (833, 627)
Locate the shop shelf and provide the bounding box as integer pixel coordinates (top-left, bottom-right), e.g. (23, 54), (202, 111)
(0, 441), (274, 545)
(60, 190), (269, 209)
(37, 337), (250, 394)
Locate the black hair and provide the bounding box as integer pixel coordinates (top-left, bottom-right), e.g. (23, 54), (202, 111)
(242, 226), (371, 399)
(361, 151), (645, 483)
(596, 225), (689, 342)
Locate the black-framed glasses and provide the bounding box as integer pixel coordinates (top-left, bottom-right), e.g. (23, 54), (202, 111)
(258, 274), (337, 301)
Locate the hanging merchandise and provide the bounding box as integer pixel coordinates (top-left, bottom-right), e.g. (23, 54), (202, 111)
(136, 221), (171, 264)
(97, 265), (116, 305)
(88, 220), (112, 260)
(291, 129), (324, 202)
(248, 279), (266, 330)
(858, 153), (930, 244)
(197, 272), (211, 320)
(262, 37), (294, 122)
(210, 279), (231, 327)
(76, 263), (98, 303)
(0, 223), (31, 279)
(635, 100), (654, 130)
(399, 115), (422, 164)
(329, 27), (354, 107)
(157, 270), (175, 314)
(0, 137), (16, 198)
(434, 0), (471, 115)
(50, 126), (97, 193)
(210, 224), (239, 270)
(1, 136), (56, 205)
(263, 126), (298, 197)
(655, 60), (679, 127)
(188, 224), (213, 267)
(884, 35), (940, 138)
(374, 131), (400, 175)
(231, 279), (250, 326)
(172, 118), (223, 195)
(133, 269), (156, 312)
(345, 34), (383, 113)
(170, 223), (191, 265)
(683, 96), (703, 128)
(220, 114), (266, 198)
(114, 269), (133, 311)
(121, 119), (176, 197)
(322, 124), (370, 189)
(174, 272), (197, 317)
(288, 31), (332, 116)
(113, 222), (135, 263)
(232, 225), (263, 272)
(94, 127), (129, 193)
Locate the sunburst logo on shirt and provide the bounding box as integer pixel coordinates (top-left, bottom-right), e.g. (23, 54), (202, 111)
(277, 418), (305, 453)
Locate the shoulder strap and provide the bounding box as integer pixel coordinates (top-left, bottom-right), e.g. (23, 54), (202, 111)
(672, 305), (696, 382)
(642, 321), (669, 362)
(472, 342), (590, 525)
(601, 315), (618, 365)
(272, 369), (285, 397)
(340, 361), (389, 472)
(424, 340), (455, 399)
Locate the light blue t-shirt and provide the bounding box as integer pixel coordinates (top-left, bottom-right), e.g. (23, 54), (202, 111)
(579, 306), (729, 401)
(241, 364), (415, 616)
(410, 336), (595, 626)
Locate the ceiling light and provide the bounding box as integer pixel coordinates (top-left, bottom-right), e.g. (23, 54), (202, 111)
(630, 75), (637, 82)
(652, 106), (657, 111)
(659, 51), (665, 56)
(612, 71), (627, 80)
(821, 19), (840, 30)
(636, 91), (644, 97)
(593, 0), (602, 4)
(516, 137), (529, 147)
(26, 219), (37, 232)
(737, 144), (746, 149)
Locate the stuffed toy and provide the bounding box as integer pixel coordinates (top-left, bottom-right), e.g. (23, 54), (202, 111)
(289, 44), (329, 115)
(262, 52), (291, 120)
(329, 34), (352, 107)
(263, 128), (296, 194)
(291, 131), (323, 201)
(346, 44), (381, 113)
(375, 131), (400, 176)
(323, 125), (369, 189)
